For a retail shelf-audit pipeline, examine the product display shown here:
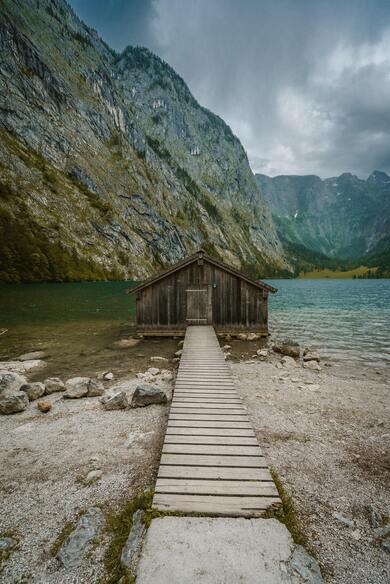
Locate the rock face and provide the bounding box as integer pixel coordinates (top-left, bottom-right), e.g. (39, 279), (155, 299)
(0, 371), (26, 393)
(0, 390), (29, 414)
(44, 378), (65, 394)
(56, 508), (105, 569)
(20, 382), (45, 401)
(100, 391), (128, 410)
(0, 0), (289, 284)
(131, 385), (168, 408)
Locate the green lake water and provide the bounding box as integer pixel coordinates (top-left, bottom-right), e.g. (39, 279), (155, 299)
(0, 279), (389, 375)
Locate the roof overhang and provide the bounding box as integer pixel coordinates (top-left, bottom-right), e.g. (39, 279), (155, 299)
(127, 250), (277, 295)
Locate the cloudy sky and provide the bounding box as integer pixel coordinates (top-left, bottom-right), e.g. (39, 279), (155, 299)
(69, 0), (390, 178)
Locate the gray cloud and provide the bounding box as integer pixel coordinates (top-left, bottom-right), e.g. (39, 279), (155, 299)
(69, 0), (390, 177)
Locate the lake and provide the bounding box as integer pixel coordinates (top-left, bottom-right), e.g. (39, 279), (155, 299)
(0, 279), (389, 373)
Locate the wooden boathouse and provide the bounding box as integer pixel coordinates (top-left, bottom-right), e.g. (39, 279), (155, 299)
(129, 250), (277, 336)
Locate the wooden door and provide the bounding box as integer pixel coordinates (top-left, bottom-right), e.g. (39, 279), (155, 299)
(186, 287), (211, 324)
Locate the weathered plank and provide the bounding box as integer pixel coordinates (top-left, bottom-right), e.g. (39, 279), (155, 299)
(164, 435), (258, 445)
(155, 479), (278, 496)
(153, 494), (280, 516)
(160, 454), (267, 467)
(157, 465), (272, 481)
(162, 444), (263, 456)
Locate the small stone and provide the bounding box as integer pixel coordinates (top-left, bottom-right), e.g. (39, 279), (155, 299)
(275, 362), (283, 369)
(290, 378), (299, 383)
(121, 509), (146, 573)
(85, 469), (103, 483)
(147, 367), (160, 376)
(0, 537), (17, 551)
(247, 333), (258, 341)
(224, 352), (231, 360)
(87, 379), (104, 397)
(103, 372), (114, 381)
(64, 377), (90, 399)
(20, 382), (45, 401)
(172, 357), (180, 363)
(373, 524), (390, 539)
(44, 377), (65, 394)
(222, 345), (231, 351)
(0, 390), (29, 414)
(174, 350), (182, 357)
(245, 360), (256, 364)
(114, 338), (139, 349)
(237, 333), (247, 341)
(303, 350), (320, 362)
(273, 340), (300, 359)
(160, 371), (173, 382)
(367, 506), (382, 528)
(332, 512), (355, 528)
(0, 370), (26, 393)
(256, 349), (268, 358)
(136, 373), (146, 379)
(304, 360), (322, 372)
(281, 356), (297, 368)
(37, 400), (52, 413)
(101, 391), (128, 410)
(150, 356), (169, 362)
(351, 529), (361, 540)
(56, 507), (105, 569)
(131, 384), (168, 408)
(18, 350), (47, 361)
(178, 340), (184, 346)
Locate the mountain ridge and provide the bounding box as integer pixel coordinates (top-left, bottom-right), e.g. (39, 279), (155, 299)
(0, 0), (288, 283)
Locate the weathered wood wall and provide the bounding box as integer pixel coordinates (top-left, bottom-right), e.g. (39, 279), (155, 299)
(136, 259), (269, 334)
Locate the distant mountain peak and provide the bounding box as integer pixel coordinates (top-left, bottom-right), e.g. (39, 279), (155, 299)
(367, 170), (390, 184)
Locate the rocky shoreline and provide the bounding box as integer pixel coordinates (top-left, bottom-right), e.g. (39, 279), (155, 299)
(0, 335), (389, 583)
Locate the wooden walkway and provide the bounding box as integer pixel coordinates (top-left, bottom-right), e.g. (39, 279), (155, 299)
(153, 326), (281, 516)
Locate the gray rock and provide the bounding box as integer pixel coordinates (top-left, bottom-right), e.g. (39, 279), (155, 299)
(0, 537), (17, 551)
(237, 333), (248, 341)
(44, 377), (65, 394)
(20, 382), (45, 401)
(373, 524), (390, 539)
(64, 377), (90, 398)
(56, 507), (105, 569)
(87, 379), (104, 397)
(247, 333), (258, 341)
(222, 345), (231, 351)
(85, 469), (103, 483)
(281, 355), (297, 368)
(121, 509), (146, 573)
(332, 512), (355, 528)
(303, 350), (320, 362)
(0, 371), (26, 393)
(174, 350), (182, 357)
(382, 540), (390, 553)
(131, 384), (168, 408)
(273, 341), (300, 359)
(150, 356), (169, 362)
(18, 350), (47, 361)
(101, 391), (128, 410)
(304, 360), (322, 372)
(256, 349), (268, 358)
(367, 505), (382, 528)
(103, 372), (114, 381)
(147, 367), (160, 376)
(289, 544), (324, 583)
(0, 390), (29, 414)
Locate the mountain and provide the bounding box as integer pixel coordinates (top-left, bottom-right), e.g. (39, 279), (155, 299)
(255, 172), (390, 262)
(0, 0), (289, 283)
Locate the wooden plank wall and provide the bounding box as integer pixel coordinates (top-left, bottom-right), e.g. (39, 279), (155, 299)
(136, 260), (268, 331)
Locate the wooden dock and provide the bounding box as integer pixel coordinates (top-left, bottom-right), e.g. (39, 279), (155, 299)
(153, 326), (281, 516)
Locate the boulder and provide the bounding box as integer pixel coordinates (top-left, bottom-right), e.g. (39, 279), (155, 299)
(37, 400), (52, 413)
(87, 379), (104, 397)
(237, 333), (247, 341)
(56, 507), (105, 569)
(0, 371), (26, 393)
(20, 382), (45, 401)
(101, 391), (128, 410)
(247, 333), (259, 341)
(273, 340), (300, 359)
(18, 350), (47, 361)
(0, 390), (29, 414)
(44, 377), (65, 394)
(303, 349), (320, 362)
(147, 367), (160, 376)
(281, 356), (297, 368)
(131, 384), (168, 408)
(304, 360), (322, 372)
(121, 509), (146, 573)
(64, 377), (90, 399)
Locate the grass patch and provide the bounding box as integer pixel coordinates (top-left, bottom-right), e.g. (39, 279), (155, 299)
(50, 520), (77, 557)
(264, 468), (310, 550)
(101, 490), (153, 584)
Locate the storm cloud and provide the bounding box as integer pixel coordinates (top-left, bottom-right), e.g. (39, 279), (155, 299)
(69, 0), (390, 177)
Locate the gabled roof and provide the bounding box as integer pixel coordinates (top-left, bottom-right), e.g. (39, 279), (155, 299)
(128, 250), (277, 294)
